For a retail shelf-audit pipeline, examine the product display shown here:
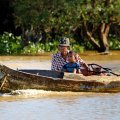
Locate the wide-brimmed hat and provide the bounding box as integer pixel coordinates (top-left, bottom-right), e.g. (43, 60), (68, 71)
(59, 37), (70, 47)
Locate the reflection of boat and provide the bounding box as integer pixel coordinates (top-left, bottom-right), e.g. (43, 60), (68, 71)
(0, 64), (120, 93)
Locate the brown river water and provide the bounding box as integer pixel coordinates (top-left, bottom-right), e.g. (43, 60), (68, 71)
(0, 51), (120, 120)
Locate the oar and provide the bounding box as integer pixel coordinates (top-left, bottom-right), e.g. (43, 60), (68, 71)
(88, 63), (120, 76)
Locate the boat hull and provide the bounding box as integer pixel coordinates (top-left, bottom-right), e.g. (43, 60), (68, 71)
(0, 65), (120, 93)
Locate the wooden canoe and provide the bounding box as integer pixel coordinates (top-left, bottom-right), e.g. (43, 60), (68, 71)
(0, 64), (120, 93)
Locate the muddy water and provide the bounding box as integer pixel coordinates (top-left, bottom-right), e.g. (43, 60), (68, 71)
(0, 50), (119, 71)
(0, 92), (120, 120)
(0, 51), (120, 120)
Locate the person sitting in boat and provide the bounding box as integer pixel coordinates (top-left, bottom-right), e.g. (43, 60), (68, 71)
(51, 37), (89, 74)
(62, 51), (81, 73)
(51, 37), (70, 71)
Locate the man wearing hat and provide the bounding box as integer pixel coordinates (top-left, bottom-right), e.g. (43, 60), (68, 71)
(51, 37), (70, 71)
(51, 37), (89, 75)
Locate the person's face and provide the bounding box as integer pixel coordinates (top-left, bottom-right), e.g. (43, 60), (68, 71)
(67, 53), (76, 63)
(59, 46), (69, 56)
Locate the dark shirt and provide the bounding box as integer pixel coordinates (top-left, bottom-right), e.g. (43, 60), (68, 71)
(62, 62), (80, 73)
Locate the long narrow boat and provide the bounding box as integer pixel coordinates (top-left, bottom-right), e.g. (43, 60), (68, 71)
(0, 64), (120, 93)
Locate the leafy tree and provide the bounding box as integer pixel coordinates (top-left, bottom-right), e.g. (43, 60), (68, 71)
(77, 0), (120, 52)
(13, 0), (120, 52)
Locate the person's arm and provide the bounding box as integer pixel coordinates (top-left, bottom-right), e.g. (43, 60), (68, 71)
(76, 63), (81, 74)
(77, 69), (81, 74)
(73, 68), (77, 73)
(76, 54), (89, 70)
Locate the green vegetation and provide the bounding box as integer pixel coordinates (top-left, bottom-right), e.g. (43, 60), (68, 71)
(109, 35), (120, 50)
(0, 0), (120, 55)
(0, 32), (119, 55)
(22, 41), (59, 55)
(0, 32), (22, 55)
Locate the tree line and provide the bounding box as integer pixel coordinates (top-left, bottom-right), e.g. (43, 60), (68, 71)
(0, 0), (120, 54)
